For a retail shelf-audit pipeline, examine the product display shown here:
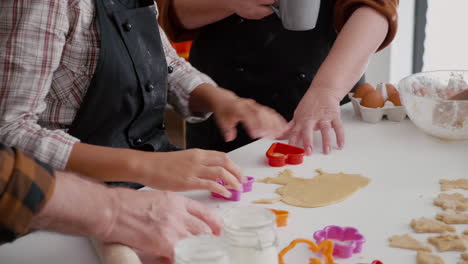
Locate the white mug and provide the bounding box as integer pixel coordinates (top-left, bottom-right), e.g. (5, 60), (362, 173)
(271, 0), (321, 31)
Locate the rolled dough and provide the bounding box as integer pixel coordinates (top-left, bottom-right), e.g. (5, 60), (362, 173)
(410, 217), (456, 233)
(427, 233), (467, 252)
(417, 251), (445, 264)
(388, 234), (432, 252)
(440, 179), (468, 191)
(254, 169), (370, 208)
(433, 193), (468, 211)
(436, 211), (468, 224)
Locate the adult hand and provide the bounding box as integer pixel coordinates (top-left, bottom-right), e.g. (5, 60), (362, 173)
(226, 0), (275, 20)
(103, 189), (222, 262)
(280, 91), (344, 155)
(213, 98), (288, 142)
(135, 149), (245, 198)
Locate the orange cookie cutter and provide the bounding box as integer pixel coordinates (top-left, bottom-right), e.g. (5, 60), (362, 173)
(279, 239), (334, 264)
(269, 209), (289, 227)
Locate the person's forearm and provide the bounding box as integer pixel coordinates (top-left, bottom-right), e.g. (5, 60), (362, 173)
(66, 142), (143, 184)
(173, 0), (233, 29)
(31, 171), (118, 239)
(308, 6), (389, 99)
(189, 83), (239, 113)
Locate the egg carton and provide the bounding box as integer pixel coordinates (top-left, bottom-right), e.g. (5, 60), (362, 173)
(348, 92), (407, 124)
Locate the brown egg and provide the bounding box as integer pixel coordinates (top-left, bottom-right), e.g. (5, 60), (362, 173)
(387, 92), (402, 106)
(361, 90), (385, 108)
(386, 84), (398, 97)
(354, 83), (375, 98)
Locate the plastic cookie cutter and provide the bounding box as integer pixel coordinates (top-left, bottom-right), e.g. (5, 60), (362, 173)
(268, 209), (289, 227)
(211, 176), (255, 201)
(279, 238), (334, 264)
(266, 142), (306, 167)
(313, 225), (366, 259)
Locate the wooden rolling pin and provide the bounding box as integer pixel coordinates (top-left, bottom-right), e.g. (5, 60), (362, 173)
(91, 239), (142, 264)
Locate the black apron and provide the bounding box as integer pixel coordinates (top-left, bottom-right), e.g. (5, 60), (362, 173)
(68, 0), (177, 188)
(187, 0), (363, 152)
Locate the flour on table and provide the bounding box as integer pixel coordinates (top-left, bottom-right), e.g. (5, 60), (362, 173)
(417, 251), (445, 264)
(433, 193), (468, 211)
(254, 169), (370, 208)
(411, 217), (455, 233)
(427, 233), (467, 252)
(388, 234), (432, 252)
(440, 179), (468, 191)
(436, 211), (468, 224)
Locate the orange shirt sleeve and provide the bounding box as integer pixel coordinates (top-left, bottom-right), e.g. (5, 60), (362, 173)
(333, 0), (400, 51)
(157, 0), (200, 42)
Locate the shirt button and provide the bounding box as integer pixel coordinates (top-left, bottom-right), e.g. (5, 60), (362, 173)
(145, 82), (155, 92)
(133, 138), (143, 145)
(123, 23), (132, 32)
(298, 73), (306, 80)
(238, 17), (244, 24)
(167, 66), (174, 74)
(159, 123), (166, 130)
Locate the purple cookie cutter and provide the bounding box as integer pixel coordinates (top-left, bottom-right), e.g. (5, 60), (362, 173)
(211, 176), (255, 201)
(313, 225), (366, 259)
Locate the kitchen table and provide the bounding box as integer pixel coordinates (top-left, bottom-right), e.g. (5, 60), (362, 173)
(1, 104), (467, 264)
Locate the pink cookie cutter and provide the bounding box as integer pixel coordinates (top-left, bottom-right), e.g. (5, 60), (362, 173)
(313, 225), (365, 259)
(211, 176), (255, 201)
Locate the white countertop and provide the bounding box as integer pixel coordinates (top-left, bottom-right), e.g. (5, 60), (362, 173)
(1, 104), (467, 264)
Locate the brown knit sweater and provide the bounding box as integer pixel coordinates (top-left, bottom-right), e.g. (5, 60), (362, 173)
(157, 0), (399, 51)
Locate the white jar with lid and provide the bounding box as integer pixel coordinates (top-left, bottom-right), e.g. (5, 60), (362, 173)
(174, 235), (230, 264)
(222, 206), (279, 264)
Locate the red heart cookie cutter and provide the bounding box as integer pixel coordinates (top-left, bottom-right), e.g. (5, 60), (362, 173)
(266, 142), (306, 167)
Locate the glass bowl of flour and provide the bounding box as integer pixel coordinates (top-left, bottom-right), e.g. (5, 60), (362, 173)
(398, 70), (468, 140)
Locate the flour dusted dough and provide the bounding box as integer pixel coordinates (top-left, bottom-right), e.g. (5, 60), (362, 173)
(440, 179), (468, 191)
(388, 234), (432, 252)
(252, 197), (282, 204)
(417, 251), (445, 264)
(254, 169), (370, 208)
(427, 233), (467, 252)
(411, 217), (455, 233)
(433, 193), (468, 211)
(436, 211), (468, 224)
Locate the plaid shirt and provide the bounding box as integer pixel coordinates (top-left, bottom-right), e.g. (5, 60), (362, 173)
(0, 142), (55, 244)
(0, 0), (214, 170)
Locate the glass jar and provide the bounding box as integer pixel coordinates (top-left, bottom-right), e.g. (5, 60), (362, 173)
(222, 206), (279, 264)
(174, 235), (230, 264)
